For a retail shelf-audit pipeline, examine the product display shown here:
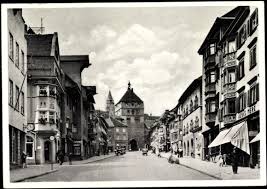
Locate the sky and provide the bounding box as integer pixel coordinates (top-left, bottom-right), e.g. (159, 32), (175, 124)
(22, 4), (236, 116)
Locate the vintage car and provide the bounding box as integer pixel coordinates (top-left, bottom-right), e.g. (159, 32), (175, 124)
(142, 148), (148, 156)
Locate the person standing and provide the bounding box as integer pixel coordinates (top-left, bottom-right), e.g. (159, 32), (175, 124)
(21, 151), (27, 168)
(231, 147), (239, 174)
(58, 150), (64, 165)
(68, 152), (72, 165)
(222, 153), (227, 167)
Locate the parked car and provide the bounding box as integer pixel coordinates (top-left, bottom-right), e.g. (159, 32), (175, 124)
(142, 148), (148, 156)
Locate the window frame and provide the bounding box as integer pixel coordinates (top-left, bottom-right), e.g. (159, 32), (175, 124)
(238, 58), (245, 80)
(249, 44), (257, 70)
(21, 91), (24, 115)
(21, 50), (25, 74)
(9, 32), (14, 60)
(26, 136), (34, 158)
(9, 79), (13, 106)
(15, 85), (20, 111)
(15, 42), (19, 68)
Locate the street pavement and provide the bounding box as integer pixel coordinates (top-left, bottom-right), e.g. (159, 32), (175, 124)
(160, 152), (260, 180)
(22, 151), (216, 182)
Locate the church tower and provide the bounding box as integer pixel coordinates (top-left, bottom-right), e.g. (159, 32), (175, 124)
(115, 81), (145, 151)
(106, 90), (115, 117)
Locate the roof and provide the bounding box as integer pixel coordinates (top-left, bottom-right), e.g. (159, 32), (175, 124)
(60, 55), (89, 62)
(197, 7), (246, 54)
(178, 76), (202, 104)
(26, 34), (54, 56)
(116, 86), (143, 105)
(105, 117), (127, 128)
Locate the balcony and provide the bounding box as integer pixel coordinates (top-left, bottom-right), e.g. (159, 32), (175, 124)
(224, 113), (236, 125)
(205, 112), (216, 126)
(205, 83), (216, 94)
(223, 82), (236, 94)
(223, 52), (236, 69)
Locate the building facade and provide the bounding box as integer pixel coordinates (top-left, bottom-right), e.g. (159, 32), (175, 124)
(61, 55), (90, 160)
(8, 9), (28, 167)
(115, 82), (145, 151)
(26, 32), (65, 164)
(179, 76), (203, 159)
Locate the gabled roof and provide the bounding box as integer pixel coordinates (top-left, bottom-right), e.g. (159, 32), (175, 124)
(178, 76), (202, 104)
(105, 117), (127, 128)
(26, 33), (55, 56)
(116, 87), (143, 105)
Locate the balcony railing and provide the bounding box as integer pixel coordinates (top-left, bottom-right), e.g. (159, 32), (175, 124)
(205, 112), (216, 125)
(223, 52), (236, 68)
(205, 83), (216, 94)
(224, 113), (236, 125)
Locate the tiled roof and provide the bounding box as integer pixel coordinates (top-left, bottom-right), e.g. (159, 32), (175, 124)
(116, 88), (143, 105)
(105, 117), (127, 128)
(26, 34), (54, 56)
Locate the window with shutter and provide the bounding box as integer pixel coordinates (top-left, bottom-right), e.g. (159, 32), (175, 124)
(250, 8), (258, 34)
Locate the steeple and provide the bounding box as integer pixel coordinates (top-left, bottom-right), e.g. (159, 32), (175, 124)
(106, 90), (115, 117)
(128, 81), (131, 90)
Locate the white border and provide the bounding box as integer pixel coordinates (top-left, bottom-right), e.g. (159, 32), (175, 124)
(2, 1), (266, 188)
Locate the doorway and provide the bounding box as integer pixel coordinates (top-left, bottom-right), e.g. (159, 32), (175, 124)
(129, 139), (138, 151)
(44, 141), (51, 162)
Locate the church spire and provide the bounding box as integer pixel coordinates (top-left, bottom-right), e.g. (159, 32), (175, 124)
(106, 90), (115, 117)
(128, 81), (131, 90)
(107, 90), (114, 102)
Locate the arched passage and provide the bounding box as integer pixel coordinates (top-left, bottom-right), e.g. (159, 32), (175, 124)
(129, 139), (138, 151)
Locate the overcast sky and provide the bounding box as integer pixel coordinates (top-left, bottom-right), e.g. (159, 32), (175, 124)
(22, 5), (236, 116)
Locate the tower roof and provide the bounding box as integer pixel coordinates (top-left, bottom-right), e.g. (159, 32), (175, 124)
(116, 82), (143, 105)
(107, 90), (114, 102)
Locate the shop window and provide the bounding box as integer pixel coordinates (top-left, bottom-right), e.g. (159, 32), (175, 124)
(9, 79), (13, 106)
(26, 136), (34, 158)
(249, 44), (257, 70)
(15, 42), (19, 68)
(238, 58), (245, 80)
(9, 32), (14, 60)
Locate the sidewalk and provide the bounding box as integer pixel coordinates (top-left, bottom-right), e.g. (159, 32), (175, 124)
(160, 152), (260, 180)
(10, 153), (115, 182)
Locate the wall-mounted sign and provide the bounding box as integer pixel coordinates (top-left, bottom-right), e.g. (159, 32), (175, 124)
(238, 102), (259, 120)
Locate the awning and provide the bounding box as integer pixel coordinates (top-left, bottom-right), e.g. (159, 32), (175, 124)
(250, 133), (260, 143)
(221, 122), (244, 144)
(208, 121), (244, 148)
(208, 128), (231, 148)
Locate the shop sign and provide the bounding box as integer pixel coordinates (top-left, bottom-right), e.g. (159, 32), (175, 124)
(238, 102), (259, 120)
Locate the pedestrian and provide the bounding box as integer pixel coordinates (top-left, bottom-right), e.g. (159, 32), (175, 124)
(57, 150), (64, 165)
(231, 147), (239, 174)
(217, 154), (223, 167)
(222, 153), (227, 167)
(68, 152), (72, 165)
(21, 151), (27, 168)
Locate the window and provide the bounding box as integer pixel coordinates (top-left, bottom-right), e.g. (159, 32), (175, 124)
(39, 111), (47, 124)
(39, 86), (47, 96)
(195, 116), (199, 127)
(134, 116), (140, 122)
(126, 117), (131, 122)
(21, 92), (24, 115)
(228, 69), (236, 83)
(21, 50), (24, 73)
(15, 42), (19, 67)
(206, 101), (216, 113)
(116, 128), (119, 132)
(228, 40), (236, 53)
(207, 71), (216, 84)
(226, 98), (236, 114)
(190, 100), (193, 112)
(122, 128), (126, 133)
(248, 83), (259, 106)
(238, 91), (246, 112)
(249, 44), (257, 69)
(132, 109), (135, 115)
(9, 32), (14, 60)
(127, 110), (130, 114)
(49, 112), (55, 124)
(9, 79), (13, 106)
(116, 135), (120, 140)
(15, 85), (19, 111)
(238, 59), (245, 80)
(26, 136), (34, 158)
(123, 136), (127, 140)
(238, 24), (247, 47)
(250, 8), (258, 34)
(210, 43), (215, 55)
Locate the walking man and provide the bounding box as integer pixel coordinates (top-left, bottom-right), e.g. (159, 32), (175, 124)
(21, 151), (27, 168)
(231, 147), (239, 174)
